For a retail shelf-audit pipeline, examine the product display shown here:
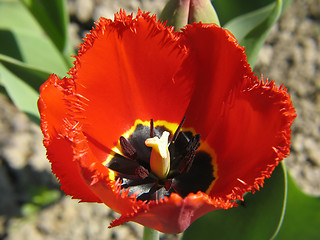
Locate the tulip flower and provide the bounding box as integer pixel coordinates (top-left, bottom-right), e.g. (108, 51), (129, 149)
(38, 10), (296, 234)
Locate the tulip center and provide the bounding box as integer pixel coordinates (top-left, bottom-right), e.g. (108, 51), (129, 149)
(105, 117), (216, 201)
(145, 131), (171, 179)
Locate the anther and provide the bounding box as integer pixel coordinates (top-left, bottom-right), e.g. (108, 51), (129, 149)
(135, 166), (149, 179)
(120, 136), (137, 159)
(150, 119), (154, 138)
(179, 150), (196, 174)
(187, 134), (201, 152)
(179, 134), (201, 174)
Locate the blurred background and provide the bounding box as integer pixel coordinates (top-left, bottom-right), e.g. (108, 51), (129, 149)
(0, 0), (319, 239)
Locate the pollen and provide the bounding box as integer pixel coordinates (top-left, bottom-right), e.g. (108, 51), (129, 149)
(145, 131), (170, 179)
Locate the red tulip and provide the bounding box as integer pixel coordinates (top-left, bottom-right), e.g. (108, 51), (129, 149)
(38, 10), (296, 234)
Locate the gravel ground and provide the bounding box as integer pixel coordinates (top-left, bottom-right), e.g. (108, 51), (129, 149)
(0, 0), (319, 239)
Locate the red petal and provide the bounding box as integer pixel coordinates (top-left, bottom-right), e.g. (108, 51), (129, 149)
(38, 74), (101, 202)
(181, 23), (254, 139)
(109, 192), (235, 234)
(71, 10), (195, 151)
(207, 78), (296, 200)
(69, 127), (144, 213)
(88, 179), (145, 215)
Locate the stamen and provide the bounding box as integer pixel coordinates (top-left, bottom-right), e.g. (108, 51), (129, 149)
(145, 131), (171, 179)
(150, 119), (154, 138)
(120, 136), (137, 159)
(187, 134), (201, 151)
(170, 116), (187, 143)
(179, 151), (196, 174)
(112, 118), (209, 201)
(179, 134), (201, 174)
(135, 166), (149, 179)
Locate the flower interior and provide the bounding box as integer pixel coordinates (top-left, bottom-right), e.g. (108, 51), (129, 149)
(104, 117), (216, 201)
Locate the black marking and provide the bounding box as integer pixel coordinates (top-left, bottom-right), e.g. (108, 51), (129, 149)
(106, 153), (140, 176)
(138, 185), (170, 201)
(107, 120), (215, 201)
(121, 181), (156, 199)
(172, 151), (214, 198)
(168, 131), (192, 177)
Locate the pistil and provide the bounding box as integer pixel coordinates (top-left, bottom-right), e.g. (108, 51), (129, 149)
(145, 131), (171, 179)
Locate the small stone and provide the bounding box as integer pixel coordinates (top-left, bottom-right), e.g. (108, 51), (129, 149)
(6, 219), (43, 240)
(292, 133), (304, 153)
(2, 132), (31, 169)
(75, 0), (94, 23)
(256, 45), (273, 66)
(304, 137), (320, 166)
(69, 22), (81, 50)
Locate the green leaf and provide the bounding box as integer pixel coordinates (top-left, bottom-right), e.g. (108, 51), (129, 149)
(0, 0), (70, 124)
(20, 0), (70, 55)
(182, 162), (287, 240)
(230, 0), (283, 67)
(276, 172), (320, 239)
(21, 203), (41, 218)
(29, 186), (61, 206)
(161, 0), (291, 67)
(211, 0), (275, 26)
(22, 186), (61, 218)
(0, 61), (41, 124)
(143, 227), (160, 240)
(0, 54), (52, 91)
(0, 0), (69, 76)
(281, 0), (293, 12)
(224, 3), (276, 44)
(212, 0), (292, 67)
